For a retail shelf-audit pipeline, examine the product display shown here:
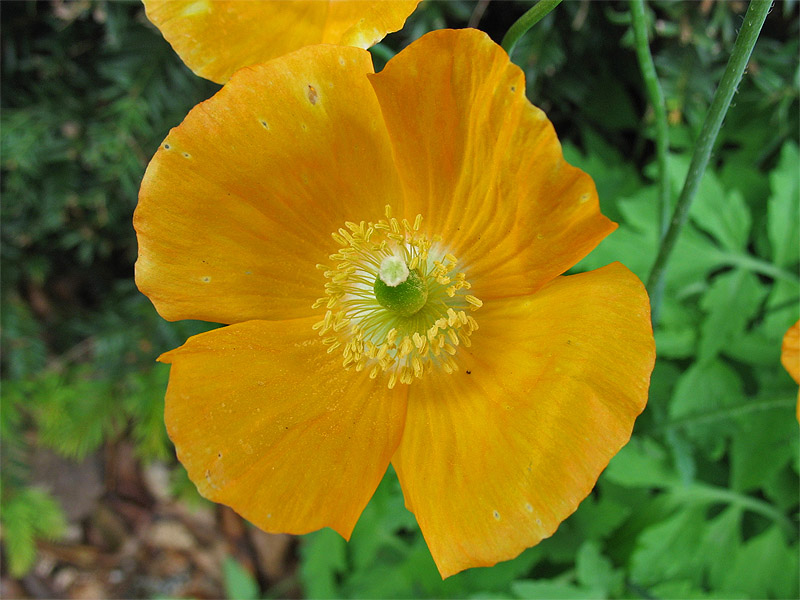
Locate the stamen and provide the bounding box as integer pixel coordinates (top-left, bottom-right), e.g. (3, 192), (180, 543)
(313, 209), (483, 388)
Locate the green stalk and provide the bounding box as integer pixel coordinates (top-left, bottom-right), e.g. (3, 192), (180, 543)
(501, 0), (563, 57)
(646, 0), (773, 324)
(630, 0), (670, 238)
(718, 251), (800, 285)
(653, 397), (795, 432)
(679, 484), (797, 539)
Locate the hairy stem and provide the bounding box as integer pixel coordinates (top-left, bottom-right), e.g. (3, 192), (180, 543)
(646, 0), (773, 324)
(630, 0), (670, 238)
(501, 0), (563, 57)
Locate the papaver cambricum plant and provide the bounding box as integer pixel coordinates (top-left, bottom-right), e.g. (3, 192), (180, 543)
(134, 29), (656, 577)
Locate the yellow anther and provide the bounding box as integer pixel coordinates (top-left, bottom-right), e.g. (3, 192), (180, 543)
(459, 331), (472, 347)
(412, 332), (424, 348)
(412, 357), (424, 378)
(399, 336), (413, 357)
(447, 328), (460, 346)
(466, 295), (483, 308)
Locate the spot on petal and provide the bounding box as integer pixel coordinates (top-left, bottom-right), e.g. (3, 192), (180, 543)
(525, 503), (533, 512)
(259, 120), (270, 130)
(180, 0), (210, 17)
(201, 276), (211, 283)
(493, 510), (500, 520)
(307, 85), (318, 105)
(579, 193), (591, 203)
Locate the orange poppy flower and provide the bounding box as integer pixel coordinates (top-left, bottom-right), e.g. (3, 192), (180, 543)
(143, 0), (420, 83)
(135, 29), (656, 577)
(781, 320), (800, 419)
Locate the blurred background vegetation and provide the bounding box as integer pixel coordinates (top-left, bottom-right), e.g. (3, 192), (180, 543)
(1, 0), (798, 598)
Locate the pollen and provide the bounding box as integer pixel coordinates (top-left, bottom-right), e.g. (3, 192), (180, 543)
(312, 206), (482, 388)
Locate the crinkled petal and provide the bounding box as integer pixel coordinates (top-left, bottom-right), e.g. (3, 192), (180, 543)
(143, 0), (420, 83)
(135, 44), (401, 324)
(161, 318), (407, 538)
(780, 320), (800, 418)
(393, 263), (654, 577)
(369, 29), (615, 299)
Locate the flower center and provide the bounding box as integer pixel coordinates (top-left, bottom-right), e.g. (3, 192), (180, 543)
(312, 206), (482, 389)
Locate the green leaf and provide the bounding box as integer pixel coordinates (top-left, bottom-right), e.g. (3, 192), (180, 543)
(767, 142), (800, 267)
(1, 487), (67, 577)
(629, 506), (706, 587)
(348, 469), (416, 572)
(731, 407), (797, 492)
(604, 437), (679, 489)
(570, 489), (632, 541)
(669, 360), (745, 459)
(575, 541), (624, 597)
(222, 556), (259, 600)
(648, 579), (736, 599)
(655, 301), (700, 359)
(698, 269), (767, 362)
(722, 526), (799, 598)
(34, 370), (119, 459)
(699, 507), (742, 591)
(123, 366), (171, 461)
(511, 580), (603, 599)
(669, 154), (751, 251)
(299, 528), (347, 599)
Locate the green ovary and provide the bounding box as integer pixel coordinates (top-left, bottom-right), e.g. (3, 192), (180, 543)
(373, 268), (428, 317)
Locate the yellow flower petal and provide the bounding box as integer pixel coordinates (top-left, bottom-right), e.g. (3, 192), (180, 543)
(392, 263), (655, 577)
(135, 44), (401, 324)
(161, 318), (407, 539)
(780, 319), (800, 418)
(369, 29), (616, 299)
(143, 0), (420, 83)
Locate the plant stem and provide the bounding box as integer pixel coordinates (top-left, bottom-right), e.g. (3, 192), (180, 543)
(630, 0), (670, 238)
(501, 0), (563, 57)
(719, 251), (800, 285)
(653, 397), (795, 432)
(645, 0), (773, 324)
(679, 483), (797, 539)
